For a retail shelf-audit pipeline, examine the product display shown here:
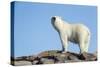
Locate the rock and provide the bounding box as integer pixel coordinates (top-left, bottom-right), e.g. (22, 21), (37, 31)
(67, 54), (79, 60)
(11, 50), (97, 66)
(64, 60), (82, 63)
(14, 61), (32, 66)
(40, 58), (55, 64)
(26, 55), (36, 61)
(32, 60), (39, 65)
(55, 54), (68, 63)
(81, 52), (97, 61)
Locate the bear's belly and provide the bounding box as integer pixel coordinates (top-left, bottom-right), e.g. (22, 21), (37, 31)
(69, 37), (79, 44)
(68, 32), (79, 44)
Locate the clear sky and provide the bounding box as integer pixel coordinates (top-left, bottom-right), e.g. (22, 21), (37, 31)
(12, 1), (97, 57)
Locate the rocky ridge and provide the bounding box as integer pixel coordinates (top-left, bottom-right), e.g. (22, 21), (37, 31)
(11, 50), (97, 66)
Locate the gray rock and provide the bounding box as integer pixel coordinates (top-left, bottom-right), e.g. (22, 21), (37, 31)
(65, 60), (82, 63)
(79, 52), (97, 61)
(14, 61), (32, 66)
(40, 58), (55, 64)
(32, 60), (39, 65)
(67, 54), (79, 60)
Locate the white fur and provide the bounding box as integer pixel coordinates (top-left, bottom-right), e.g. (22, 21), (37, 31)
(51, 16), (90, 54)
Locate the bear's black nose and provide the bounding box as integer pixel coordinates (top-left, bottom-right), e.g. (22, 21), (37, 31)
(52, 17), (56, 20)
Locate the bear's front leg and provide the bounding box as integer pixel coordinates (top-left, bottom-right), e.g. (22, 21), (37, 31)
(59, 33), (68, 53)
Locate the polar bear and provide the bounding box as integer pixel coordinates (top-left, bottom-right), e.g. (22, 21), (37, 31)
(51, 16), (90, 54)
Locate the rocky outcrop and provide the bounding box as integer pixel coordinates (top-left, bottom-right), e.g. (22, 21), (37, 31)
(11, 50), (97, 66)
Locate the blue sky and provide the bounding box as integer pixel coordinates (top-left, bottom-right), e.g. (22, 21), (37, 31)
(12, 1), (97, 57)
